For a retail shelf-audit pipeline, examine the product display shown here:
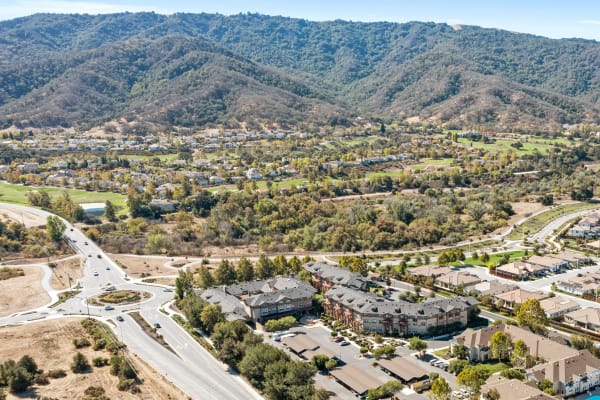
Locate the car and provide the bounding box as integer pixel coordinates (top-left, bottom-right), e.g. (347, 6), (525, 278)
(116, 315), (124, 322)
(97, 254), (102, 259)
(105, 266), (110, 270)
(70, 228), (74, 231)
(84, 241), (88, 245)
(339, 340), (351, 346)
(163, 288), (173, 292)
(153, 322), (161, 329)
(93, 271), (99, 276)
(88, 254), (92, 257)
(333, 336), (345, 343)
(105, 286), (116, 292)
(104, 305), (114, 311)
(429, 358), (439, 366)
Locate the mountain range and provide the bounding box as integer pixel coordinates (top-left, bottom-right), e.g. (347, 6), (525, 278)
(0, 12), (598, 131)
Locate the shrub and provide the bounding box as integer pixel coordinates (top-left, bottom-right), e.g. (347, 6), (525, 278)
(92, 357), (109, 367)
(71, 352), (90, 373)
(34, 373), (50, 385)
(117, 378), (136, 391)
(73, 338), (91, 348)
(92, 339), (107, 351)
(46, 369), (67, 379)
(84, 386), (105, 397)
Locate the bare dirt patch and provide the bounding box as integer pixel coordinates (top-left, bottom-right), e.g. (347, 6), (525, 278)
(0, 207), (46, 227)
(50, 255), (84, 290)
(508, 201), (547, 225)
(0, 266), (49, 316)
(141, 277), (176, 286)
(0, 318), (184, 400)
(109, 254), (180, 277)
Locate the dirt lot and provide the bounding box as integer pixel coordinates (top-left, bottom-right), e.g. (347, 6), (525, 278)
(108, 254), (182, 278)
(0, 207), (46, 227)
(0, 318), (186, 400)
(141, 277), (176, 286)
(508, 201), (546, 225)
(51, 255), (84, 290)
(0, 266), (49, 316)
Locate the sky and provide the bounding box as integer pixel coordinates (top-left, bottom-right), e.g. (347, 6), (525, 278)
(1, 0), (599, 41)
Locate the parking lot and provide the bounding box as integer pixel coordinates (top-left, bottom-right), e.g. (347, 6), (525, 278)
(266, 322), (460, 399)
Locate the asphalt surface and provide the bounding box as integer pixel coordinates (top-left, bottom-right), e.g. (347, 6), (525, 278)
(0, 202), (262, 400)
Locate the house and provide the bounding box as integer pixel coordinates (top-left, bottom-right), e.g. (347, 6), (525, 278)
(551, 251), (589, 268)
(434, 271), (481, 291)
(493, 289), (549, 309)
(539, 297), (580, 319)
(556, 271), (600, 296)
(569, 212), (600, 238)
(480, 376), (555, 400)
(564, 307), (600, 331)
(528, 349), (600, 397)
(245, 168), (263, 180)
(407, 265), (453, 278)
(470, 281), (517, 297)
(495, 261), (544, 280)
(324, 285), (477, 336)
(303, 262), (369, 293)
(527, 255), (568, 272)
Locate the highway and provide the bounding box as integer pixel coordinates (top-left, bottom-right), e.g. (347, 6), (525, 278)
(0, 202), (262, 400)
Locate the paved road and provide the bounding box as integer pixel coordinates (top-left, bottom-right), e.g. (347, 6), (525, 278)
(0, 203), (262, 400)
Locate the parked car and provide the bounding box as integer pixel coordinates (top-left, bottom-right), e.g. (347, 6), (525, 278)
(339, 340), (351, 346)
(116, 315), (124, 322)
(97, 254), (102, 259)
(332, 336), (345, 343)
(104, 305), (114, 311)
(93, 271), (99, 276)
(154, 322), (161, 329)
(84, 241), (88, 245)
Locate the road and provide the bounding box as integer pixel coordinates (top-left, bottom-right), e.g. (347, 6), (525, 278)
(0, 203), (262, 400)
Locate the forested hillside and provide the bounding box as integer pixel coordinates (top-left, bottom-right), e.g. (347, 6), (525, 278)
(0, 12), (598, 130)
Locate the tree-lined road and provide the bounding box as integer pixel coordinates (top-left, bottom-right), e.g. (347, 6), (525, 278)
(0, 202), (262, 400)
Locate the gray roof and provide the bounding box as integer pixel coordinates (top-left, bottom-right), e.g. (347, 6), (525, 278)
(198, 288), (249, 321)
(325, 286), (477, 318)
(303, 262), (368, 290)
(245, 286), (315, 307)
(225, 276), (314, 297)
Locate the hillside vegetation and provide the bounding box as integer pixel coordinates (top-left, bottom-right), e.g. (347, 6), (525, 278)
(0, 12), (598, 130)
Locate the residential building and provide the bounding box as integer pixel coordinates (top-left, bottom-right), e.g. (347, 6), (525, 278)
(470, 281), (517, 297)
(407, 265), (453, 278)
(480, 376), (555, 400)
(303, 262), (369, 293)
(198, 288), (249, 322)
(556, 271), (600, 296)
(551, 251), (589, 268)
(495, 261), (545, 280)
(539, 297), (580, 319)
(493, 289), (549, 310)
(324, 285), (477, 336)
(434, 271), (481, 291)
(564, 307), (600, 331)
(526, 255), (568, 272)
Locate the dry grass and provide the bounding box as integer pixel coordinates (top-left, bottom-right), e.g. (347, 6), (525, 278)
(0, 318), (185, 400)
(0, 267), (24, 280)
(0, 266), (49, 316)
(50, 255), (84, 290)
(108, 254), (180, 277)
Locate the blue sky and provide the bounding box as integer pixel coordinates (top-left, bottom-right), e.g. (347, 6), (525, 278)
(1, 0), (599, 40)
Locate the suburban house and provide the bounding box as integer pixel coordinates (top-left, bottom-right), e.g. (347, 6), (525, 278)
(539, 297), (580, 319)
(569, 212), (600, 238)
(556, 271), (600, 296)
(197, 277), (316, 323)
(470, 280), (517, 297)
(480, 376), (555, 400)
(303, 262), (369, 293)
(564, 307), (600, 331)
(527, 255), (568, 272)
(551, 251), (589, 268)
(324, 285), (477, 336)
(528, 349), (600, 397)
(492, 289), (549, 309)
(495, 261), (545, 280)
(407, 265), (453, 278)
(434, 271), (481, 291)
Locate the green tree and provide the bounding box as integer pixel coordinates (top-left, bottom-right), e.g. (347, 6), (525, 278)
(71, 351), (90, 373)
(311, 354), (330, 371)
(7, 367), (32, 393)
(457, 366), (488, 393)
(452, 344), (469, 359)
(490, 331), (512, 361)
(196, 265), (215, 289)
(215, 259), (237, 285)
(367, 381), (403, 400)
(430, 376), (452, 400)
(255, 254), (275, 279)
(46, 215), (66, 242)
(447, 359), (469, 375)
(16, 355), (37, 376)
(175, 270), (194, 300)
(104, 200), (117, 221)
(408, 337), (427, 355)
(511, 339), (528, 369)
(200, 304), (225, 334)
(236, 257), (255, 282)
(516, 298), (548, 334)
(372, 344), (396, 359)
(239, 343), (290, 388)
(538, 378), (555, 394)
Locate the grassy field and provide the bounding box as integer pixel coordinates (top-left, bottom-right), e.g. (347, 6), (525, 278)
(458, 138), (554, 155)
(457, 250), (526, 267)
(0, 181), (127, 210)
(509, 202), (600, 240)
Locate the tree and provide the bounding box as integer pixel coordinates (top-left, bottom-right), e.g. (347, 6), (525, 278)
(447, 359), (470, 375)
(516, 298), (548, 334)
(408, 337), (427, 357)
(371, 344), (396, 359)
(484, 388), (500, 400)
(200, 304), (225, 334)
(46, 215), (66, 242)
(490, 331), (512, 361)
(500, 368), (525, 380)
(7, 367), (32, 393)
(239, 343), (289, 388)
(71, 351), (90, 373)
(175, 270), (194, 300)
(196, 265), (215, 289)
(217, 338), (243, 367)
(311, 354), (330, 371)
(17, 355), (37, 376)
(430, 376), (451, 400)
(215, 259), (237, 285)
(367, 381), (403, 400)
(538, 378), (555, 394)
(104, 200), (117, 221)
(511, 339), (528, 369)
(255, 254), (275, 279)
(236, 257), (255, 282)
(457, 366), (488, 393)
(451, 344), (469, 359)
